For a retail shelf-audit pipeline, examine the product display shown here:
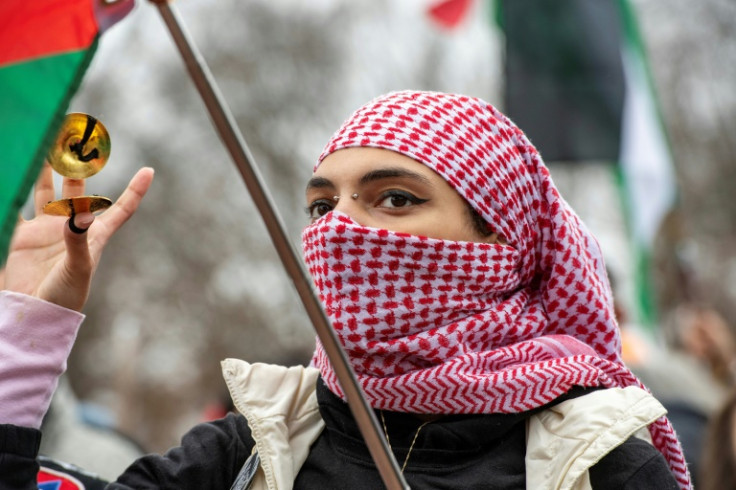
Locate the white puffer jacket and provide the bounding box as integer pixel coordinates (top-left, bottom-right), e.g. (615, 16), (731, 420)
(221, 360), (666, 490)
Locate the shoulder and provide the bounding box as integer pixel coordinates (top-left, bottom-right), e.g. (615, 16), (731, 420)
(179, 412), (254, 448)
(526, 386), (672, 489)
(529, 386), (667, 449)
(221, 360), (320, 422)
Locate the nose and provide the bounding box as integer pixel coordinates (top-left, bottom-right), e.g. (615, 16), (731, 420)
(332, 194), (367, 226)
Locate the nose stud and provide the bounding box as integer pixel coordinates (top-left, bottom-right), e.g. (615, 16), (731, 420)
(333, 194), (359, 202)
(332, 192), (358, 202)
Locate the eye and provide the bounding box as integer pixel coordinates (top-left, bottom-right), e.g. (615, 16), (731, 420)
(305, 199), (334, 220)
(377, 190), (428, 209)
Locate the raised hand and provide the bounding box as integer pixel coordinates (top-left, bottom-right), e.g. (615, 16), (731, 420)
(1, 164), (154, 311)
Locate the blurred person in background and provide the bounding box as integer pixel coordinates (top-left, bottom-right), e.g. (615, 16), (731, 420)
(612, 269), (734, 485)
(667, 304), (736, 489)
(674, 304), (736, 389)
(699, 388), (736, 490)
(1, 91), (691, 488)
(619, 304), (734, 486)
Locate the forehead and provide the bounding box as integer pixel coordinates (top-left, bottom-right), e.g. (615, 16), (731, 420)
(311, 147), (442, 185)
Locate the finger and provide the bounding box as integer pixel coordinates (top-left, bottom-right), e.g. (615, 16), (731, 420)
(63, 212), (95, 273)
(97, 167), (155, 236)
(62, 176), (85, 199)
(49, 212), (96, 312)
(34, 163), (55, 215)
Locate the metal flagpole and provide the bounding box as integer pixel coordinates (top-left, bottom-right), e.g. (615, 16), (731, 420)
(149, 1), (409, 489)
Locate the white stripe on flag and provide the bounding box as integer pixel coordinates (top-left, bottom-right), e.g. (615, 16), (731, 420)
(619, 39), (676, 248)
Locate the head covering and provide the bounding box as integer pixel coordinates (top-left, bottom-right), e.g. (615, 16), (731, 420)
(302, 90), (689, 487)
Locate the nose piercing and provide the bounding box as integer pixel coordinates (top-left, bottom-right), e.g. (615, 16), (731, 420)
(333, 194), (359, 202)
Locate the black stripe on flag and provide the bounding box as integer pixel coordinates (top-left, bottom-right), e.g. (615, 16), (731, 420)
(499, 0), (626, 163)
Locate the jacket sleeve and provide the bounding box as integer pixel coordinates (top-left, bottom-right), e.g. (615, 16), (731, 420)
(0, 291), (84, 429)
(589, 436), (679, 489)
(0, 424), (42, 490)
(108, 412), (255, 490)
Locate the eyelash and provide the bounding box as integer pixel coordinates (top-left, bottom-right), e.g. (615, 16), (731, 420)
(305, 190), (429, 220)
(377, 190), (428, 209)
(305, 199), (334, 220)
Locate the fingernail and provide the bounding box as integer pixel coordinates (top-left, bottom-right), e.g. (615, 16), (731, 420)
(68, 214), (94, 235)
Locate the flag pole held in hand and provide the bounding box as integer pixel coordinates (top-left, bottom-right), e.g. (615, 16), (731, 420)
(148, 1), (409, 489)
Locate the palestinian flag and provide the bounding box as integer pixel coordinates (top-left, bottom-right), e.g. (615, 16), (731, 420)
(427, 0), (676, 327)
(497, 0), (676, 327)
(0, 0), (134, 264)
(427, 0), (474, 29)
(617, 0), (677, 326)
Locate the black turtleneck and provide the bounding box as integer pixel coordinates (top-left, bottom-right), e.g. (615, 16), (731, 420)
(294, 380), (678, 489)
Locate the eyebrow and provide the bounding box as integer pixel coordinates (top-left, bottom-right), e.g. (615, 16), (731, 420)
(305, 167), (432, 191)
(305, 176), (333, 191)
(358, 168), (432, 186)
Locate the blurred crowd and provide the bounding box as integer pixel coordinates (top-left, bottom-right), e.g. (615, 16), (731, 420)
(618, 301), (736, 489)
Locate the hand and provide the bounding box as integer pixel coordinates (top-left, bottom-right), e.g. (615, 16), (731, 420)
(1, 164), (154, 311)
(681, 306), (736, 384)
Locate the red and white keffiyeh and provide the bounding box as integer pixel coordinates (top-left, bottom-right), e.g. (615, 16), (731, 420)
(301, 91), (689, 487)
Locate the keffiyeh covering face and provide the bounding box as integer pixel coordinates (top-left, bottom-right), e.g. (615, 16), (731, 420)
(301, 91), (689, 487)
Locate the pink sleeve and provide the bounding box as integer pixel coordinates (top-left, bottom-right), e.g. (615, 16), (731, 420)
(0, 290), (84, 429)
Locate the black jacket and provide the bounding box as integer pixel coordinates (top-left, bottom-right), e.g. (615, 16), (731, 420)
(1, 382), (679, 489)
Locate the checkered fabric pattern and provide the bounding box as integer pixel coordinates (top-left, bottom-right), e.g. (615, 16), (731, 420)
(302, 91), (690, 488)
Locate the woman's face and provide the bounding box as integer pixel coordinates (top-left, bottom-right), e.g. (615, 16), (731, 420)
(305, 147), (502, 244)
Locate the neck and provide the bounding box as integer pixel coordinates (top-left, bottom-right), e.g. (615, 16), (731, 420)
(413, 413), (444, 422)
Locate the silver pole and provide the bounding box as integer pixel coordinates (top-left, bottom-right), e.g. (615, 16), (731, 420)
(150, 2), (409, 489)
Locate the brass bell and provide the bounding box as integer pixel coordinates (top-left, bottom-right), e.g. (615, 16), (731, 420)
(43, 113), (113, 217)
(43, 196), (112, 217)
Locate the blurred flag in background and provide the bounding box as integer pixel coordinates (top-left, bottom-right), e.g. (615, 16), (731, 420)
(0, 0), (134, 264)
(429, 0), (676, 328)
(497, 0), (676, 328)
(498, 0), (626, 163)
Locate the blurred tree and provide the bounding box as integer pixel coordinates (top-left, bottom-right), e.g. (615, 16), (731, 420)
(65, 0), (499, 452)
(58, 0), (736, 454)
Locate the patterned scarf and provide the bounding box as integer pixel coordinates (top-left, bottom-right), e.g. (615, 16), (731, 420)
(302, 91), (689, 487)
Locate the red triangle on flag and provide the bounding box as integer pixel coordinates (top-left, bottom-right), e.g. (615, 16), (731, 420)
(427, 0), (473, 30)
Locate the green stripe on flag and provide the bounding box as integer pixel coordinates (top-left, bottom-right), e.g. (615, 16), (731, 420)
(0, 37), (98, 264)
(616, 0), (677, 329)
(613, 164), (659, 328)
(495, 0), (676, 330)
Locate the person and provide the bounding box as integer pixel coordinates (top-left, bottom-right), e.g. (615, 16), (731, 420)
(1, 91), (691, 489)
(674, 304), (736, 389)
(610, 269), (728, 487)
(699, 387), (736, 490)
(0, 164), (154, 490)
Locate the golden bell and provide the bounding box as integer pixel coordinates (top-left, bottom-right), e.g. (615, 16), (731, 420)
(43, 196), (113, 217)
(47, 113), (110, 179)
(43, 113), (113, 218)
